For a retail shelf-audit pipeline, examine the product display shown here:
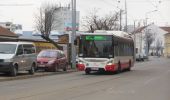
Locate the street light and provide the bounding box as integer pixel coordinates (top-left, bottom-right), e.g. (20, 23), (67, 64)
(117, 0), (127, 32)
(145, 10), (157, 26)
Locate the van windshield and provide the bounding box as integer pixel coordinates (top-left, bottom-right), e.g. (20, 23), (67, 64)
(0, 44), (17, 54)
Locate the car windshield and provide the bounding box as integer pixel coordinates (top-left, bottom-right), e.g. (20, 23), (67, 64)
(38, 50), (57, 58)
(0, 44), (17, 54)
(79, 35), (113, 58)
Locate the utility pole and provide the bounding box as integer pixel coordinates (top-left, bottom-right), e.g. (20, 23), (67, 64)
(71, 0), (76, 68)
(117, 0), (122, 31)
(125, 0), (128, 32)
(119, 9), (122, 31)
(133, 20), (136, 63)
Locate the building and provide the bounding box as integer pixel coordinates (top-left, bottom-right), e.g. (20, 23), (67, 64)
(0, 26), (18, 41)
(161, 27), (170, 58)
(54, 7), (80, 32)
(0, 22), (22, 33)
(133, 24), (168, 57)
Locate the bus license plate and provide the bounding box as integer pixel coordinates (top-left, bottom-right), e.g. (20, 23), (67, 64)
(91, 67), (98, 70)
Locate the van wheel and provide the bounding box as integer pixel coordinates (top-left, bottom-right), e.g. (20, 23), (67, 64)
(29, 64), (35, 75)
(10, 65), (18, 77)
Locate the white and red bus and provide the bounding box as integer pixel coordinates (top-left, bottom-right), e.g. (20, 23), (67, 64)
(76, 31), (134, 74)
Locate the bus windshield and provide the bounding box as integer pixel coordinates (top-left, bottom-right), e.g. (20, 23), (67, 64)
(79, 35), (113, 58)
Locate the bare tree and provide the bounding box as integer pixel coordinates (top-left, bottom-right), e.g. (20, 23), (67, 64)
(145, 31), (155, 54)
(156, 39), (163, 56)
(82, 10), (120, 32)
(35, 4), (62, 50)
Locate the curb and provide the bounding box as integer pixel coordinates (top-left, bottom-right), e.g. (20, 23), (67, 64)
(0, 69), (77, 82)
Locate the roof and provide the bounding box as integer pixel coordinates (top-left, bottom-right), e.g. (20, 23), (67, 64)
(0, 26), (18, 37)
(79, 31), (132, 40)
(0, 41), (34, 45)
(19, 31), (59, 42)
(160, 27), (170, 33)
(132, 26), (147, 33)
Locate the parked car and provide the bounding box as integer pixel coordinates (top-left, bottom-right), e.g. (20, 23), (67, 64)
(37, 49), (68, 72)
(136, 53), (145, 61)
(0, 42), (37, 76)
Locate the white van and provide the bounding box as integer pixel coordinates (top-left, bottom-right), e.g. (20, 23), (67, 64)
(0, 42), (37, 76)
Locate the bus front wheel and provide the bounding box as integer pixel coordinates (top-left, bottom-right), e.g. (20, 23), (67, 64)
(116, 63), (121, 74)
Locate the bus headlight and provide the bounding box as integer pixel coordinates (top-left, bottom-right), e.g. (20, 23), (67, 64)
(107, 60), (113, 65)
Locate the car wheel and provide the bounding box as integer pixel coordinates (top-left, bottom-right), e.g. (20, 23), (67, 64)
(53, 64), (58, 72)
(63, 63), (68, 71)
(29, 64), (35, 75)
(10, 65), (18, 77)
(85, 69), (90, 75)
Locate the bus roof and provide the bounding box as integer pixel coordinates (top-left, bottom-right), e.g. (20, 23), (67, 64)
(79, 31), (132, 40)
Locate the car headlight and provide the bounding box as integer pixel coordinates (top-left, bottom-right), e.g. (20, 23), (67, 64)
(4, 59), (13, 62)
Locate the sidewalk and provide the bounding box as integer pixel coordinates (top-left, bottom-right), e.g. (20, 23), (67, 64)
(0, 68), (77, 82)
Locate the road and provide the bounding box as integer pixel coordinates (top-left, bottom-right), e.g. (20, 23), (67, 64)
(0, 57), (169, 100)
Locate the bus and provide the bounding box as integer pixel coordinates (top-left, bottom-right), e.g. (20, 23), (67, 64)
(76, 31), (135, 74)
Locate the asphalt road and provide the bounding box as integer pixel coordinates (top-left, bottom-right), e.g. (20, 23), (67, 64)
(0, 57), (169, 100)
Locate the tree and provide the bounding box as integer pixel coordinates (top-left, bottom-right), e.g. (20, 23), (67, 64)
(156, 39), (163, 56)
(145, 30), (155, 54)
(82, 10), (120, 32)
(35, 4), (62, 50)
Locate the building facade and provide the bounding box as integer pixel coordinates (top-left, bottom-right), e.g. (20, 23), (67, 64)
(161, 27), (170, 57)
(0, 22), (22, 33)
(0, 26), (18, 41)
(133, 24), (168, 57)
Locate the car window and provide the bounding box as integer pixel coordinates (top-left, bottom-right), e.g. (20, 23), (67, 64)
(16, 45), (23, 55)
(23, 44), (36, 54)
(57, 51), (62, 58)
(60, 51), (65, 58)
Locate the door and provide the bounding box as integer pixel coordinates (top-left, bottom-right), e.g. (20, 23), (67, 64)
(23, 44), (36, 70)
(15, 45), (26, 71)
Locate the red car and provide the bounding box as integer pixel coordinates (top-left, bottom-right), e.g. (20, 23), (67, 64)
(37, 49), (68, 72)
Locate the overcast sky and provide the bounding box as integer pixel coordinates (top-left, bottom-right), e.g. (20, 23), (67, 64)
(0, 0), (169, 30)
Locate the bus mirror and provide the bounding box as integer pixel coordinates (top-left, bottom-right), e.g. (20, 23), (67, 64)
(74, 39), (77, 45)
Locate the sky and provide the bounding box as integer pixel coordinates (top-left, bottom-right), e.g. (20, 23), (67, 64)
(0, 0), (169, 30)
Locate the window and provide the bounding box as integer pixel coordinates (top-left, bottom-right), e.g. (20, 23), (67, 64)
(23, 44), (35, 54)
(17, 45), (23, 55)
